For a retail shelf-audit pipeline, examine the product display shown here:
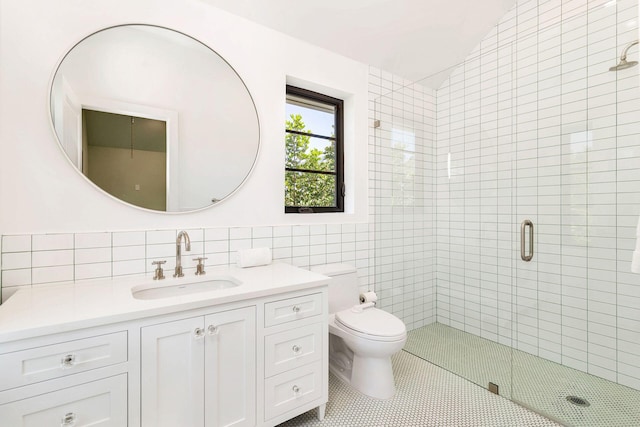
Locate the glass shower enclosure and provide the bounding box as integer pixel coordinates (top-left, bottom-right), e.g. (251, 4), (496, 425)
(373, 0), (640, 425)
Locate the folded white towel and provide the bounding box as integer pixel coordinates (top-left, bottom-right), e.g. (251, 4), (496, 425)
(237, 247), (272, 268)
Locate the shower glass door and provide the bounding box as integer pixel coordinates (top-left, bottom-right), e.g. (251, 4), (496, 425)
(511, 1), (640, 425)
(372, 33), (518, 398)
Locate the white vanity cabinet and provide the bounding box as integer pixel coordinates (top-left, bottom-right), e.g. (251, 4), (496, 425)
(0, 263), (329, 427)
(0, 326), (131, 427)
(138, 290), (328, 427)
(141, 306), (256, 427)
(260, 291), (328, 425)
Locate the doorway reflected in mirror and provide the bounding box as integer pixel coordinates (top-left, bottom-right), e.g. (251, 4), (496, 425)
(83, 110), (167, 211)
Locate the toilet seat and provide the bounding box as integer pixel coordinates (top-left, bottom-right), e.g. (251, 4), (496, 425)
(335, 306), (406, 342)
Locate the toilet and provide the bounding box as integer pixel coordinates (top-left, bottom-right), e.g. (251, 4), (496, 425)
(312, 263), (406, 400)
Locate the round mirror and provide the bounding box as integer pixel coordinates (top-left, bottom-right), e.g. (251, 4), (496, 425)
(50, 25), (259, 212)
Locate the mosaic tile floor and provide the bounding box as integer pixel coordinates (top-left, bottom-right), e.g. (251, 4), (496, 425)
(278, 350), (558, 427)
(404, 324), (513, 399)
(404, 323), (640, 427)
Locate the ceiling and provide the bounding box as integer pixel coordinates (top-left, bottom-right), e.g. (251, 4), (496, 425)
(199, 0), (517, 88)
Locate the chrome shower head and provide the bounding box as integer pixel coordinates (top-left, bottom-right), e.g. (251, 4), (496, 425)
(610, 59), (639, 71)
(610, 40), (639, 71)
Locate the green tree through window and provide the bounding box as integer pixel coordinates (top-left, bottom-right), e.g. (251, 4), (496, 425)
(285, 86), (343, 213)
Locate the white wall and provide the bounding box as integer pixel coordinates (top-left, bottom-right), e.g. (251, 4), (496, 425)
(0, 0), (369, 234)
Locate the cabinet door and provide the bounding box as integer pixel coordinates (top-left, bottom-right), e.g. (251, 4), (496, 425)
(0, 374), (127, 426)
(141, 316), (205, 427)
(204, 307), (256, 427)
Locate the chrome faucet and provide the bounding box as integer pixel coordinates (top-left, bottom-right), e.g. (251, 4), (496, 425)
(174, 230), (191, 277)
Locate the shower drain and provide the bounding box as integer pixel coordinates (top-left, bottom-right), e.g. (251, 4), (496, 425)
(566, 395), (590, 407)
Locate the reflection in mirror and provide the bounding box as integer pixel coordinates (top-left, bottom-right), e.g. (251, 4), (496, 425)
(50, 25), (259, 212)
(84, 110), (167, 211)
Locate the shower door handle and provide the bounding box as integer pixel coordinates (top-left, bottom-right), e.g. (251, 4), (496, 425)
(521, 219), (534, 262)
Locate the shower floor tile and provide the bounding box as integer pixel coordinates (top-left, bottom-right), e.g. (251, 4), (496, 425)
(403, 323), (640, 427)
(278, 350), (558, 427)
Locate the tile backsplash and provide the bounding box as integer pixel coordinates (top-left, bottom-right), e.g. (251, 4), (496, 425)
(0, 224), (373, 302)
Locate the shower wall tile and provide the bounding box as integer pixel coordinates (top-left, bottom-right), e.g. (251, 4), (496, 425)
(370, 66), (436, 330)
(435, 0), (640, 391)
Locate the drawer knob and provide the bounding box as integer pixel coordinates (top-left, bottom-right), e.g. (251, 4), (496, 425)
(61, 412), (77, 426)
(292, 305), (301, 313)
(207, 325), (218, 335)
(194, 327), (205, 338)
(292, 385), (300, 394)
(292, 345), (302, 353)
(60, 354), (76, 369)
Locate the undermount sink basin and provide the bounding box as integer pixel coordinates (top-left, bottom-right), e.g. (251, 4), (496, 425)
(132, 277), (240, 300)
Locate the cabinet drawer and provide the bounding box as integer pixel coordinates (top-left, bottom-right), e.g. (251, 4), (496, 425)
(0, 374), (127, 426)
(0, 331), (127, 391)
(265, 323), (323, 377)
(264, 293), (322, 327)
(264, 361), (322, 421)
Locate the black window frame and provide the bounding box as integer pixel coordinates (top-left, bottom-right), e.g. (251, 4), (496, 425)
(285, 85), (344, 213)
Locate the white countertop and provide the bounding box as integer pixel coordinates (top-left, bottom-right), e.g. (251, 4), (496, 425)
(0, 262), (330, 343)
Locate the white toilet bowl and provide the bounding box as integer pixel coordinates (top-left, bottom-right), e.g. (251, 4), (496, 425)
(328, 305), (406, 399)
(311, 263), (407, 400)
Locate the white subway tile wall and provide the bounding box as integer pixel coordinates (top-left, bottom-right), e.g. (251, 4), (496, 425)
(1, 225), (372, 301)
(370, 67), (436, 331)
(435, 0), (640, 391)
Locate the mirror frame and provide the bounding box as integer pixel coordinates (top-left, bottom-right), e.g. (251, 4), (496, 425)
(48, 24), (261, 214)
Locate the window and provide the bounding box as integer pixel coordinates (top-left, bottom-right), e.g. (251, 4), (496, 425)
(285, 85), (344, 213)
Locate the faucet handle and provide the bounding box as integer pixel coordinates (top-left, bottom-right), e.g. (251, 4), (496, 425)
(193, 257), (208, 275)
(152, 260), (166, 280)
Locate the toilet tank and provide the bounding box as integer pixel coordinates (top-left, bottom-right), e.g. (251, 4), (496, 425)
(311, 263), (359, 314)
